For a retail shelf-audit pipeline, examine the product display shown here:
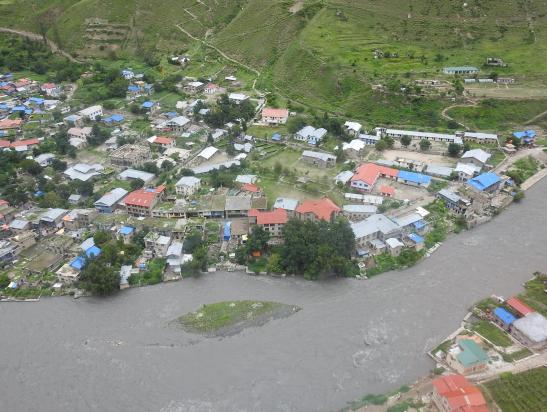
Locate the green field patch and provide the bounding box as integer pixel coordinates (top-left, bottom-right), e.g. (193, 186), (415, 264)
(471, 320), (513, 347)
(176, 300), (301, 337)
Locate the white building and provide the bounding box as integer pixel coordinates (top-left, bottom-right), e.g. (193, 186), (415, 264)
(77, 105), (103, 121)
(175, 176), (201, 196)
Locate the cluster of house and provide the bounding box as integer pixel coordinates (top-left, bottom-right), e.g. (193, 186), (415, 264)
(491, 297), (547, 350)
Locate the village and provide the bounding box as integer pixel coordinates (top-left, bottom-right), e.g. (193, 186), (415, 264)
(1, 57), (546, 301)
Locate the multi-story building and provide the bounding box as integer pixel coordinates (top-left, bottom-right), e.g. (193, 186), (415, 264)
(110, 144), (151, 167)
(124, 185), (165, 217)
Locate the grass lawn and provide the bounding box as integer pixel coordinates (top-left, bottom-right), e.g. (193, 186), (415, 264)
(518, 273), (547, 317)
(97, 179), (133, 195)
(471, 320), (513, 347)
(178, 300), (288, 334)
(501, 348), (533, 363)
(482, 368), (547, 412)
(448, 99), (547, 130)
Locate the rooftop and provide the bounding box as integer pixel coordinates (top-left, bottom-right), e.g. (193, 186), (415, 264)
(467, 172), (501, 191)
(295, 198), (340, 221)
(512, 312), (547, 343)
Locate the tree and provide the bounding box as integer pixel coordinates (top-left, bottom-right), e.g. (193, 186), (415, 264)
(375, 139), (388, 151)
(247, 226), (270, 254)
(447, 143), (461, 157)
(401, 135), (412, 148)
(183, 232), (203, 253)
(130, 178), (145, 190)
(419, 139), (431, 151)
(78, 258), (119, 295)
(0, 273), (10, 289)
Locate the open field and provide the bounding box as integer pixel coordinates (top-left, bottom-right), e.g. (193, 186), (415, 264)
(465, 85), (547, 100)
(482, 367), (547, 412)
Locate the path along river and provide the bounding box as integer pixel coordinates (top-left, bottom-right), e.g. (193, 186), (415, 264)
(1, 180), (547, 412)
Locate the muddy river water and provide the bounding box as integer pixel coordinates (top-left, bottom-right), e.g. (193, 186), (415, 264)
(1, 180), (547, 412)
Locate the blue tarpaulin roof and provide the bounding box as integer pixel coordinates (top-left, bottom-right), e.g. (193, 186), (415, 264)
(413, 220), (426, 230)
(223, 221), (231, 240)
(118, 226), (134, 235)
(104, 114), (124, 123)
(142, 101), (154, 108)
(408, 233), (424, 244)
(128, 85), (140, 92)
(494, 307), (517, 326)
(85, 245), (101, 258)
(397, 170), (431, 185)
(70, 256), (85, 270)
(468, 172), (501, 191)
(272, 133), (281, 141)
(513, 130), (536, 139)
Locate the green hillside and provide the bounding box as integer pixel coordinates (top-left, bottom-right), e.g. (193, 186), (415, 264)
(1, 0), (546, 126)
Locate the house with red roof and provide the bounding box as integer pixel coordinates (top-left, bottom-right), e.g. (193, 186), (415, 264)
(124, 185), (165, 216)
(350, 163), (398, 192)
(296, 198), (341, 222)
(241, 183), (260, 193)
(204, 83), (219, 94)
(432, 374), (488, 412)
(261, 107), (289, 125)
(380, 185), (395, 197)
(147, 135), (175, 149)
(506, 297), (534, 317)
(248, 208), (288, 238)
(0, 118), (23, 130)
(40, 82), (62, 97)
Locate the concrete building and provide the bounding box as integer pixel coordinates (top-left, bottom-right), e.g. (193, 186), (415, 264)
(467, 172), (502, 194)
(351, 214), (401, 248)
(261, 107), (289, 125)
(94, 188), (128, 213)
(118, 169), (155, 184)
(431, 374), (488, 412)
(437, 189), (471, 216)
(77, 105), (103, 120)
(296, 198), (340, 222)
(460, 149), (491, 168)
(446, 339), (489, 375)
(342, 204), (378, 221)
(511, 312), (547, 349)
(124, 185), (165, 216)
(442, 66), (480, 75)
(175, 176), (201, 197)
(110, 144), (151, 167)
(248, 208), (288, 239)
(301, 150), (336, 168)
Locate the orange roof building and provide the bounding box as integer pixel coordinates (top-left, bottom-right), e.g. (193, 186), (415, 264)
(10, 138), (40, 148)
(124, 185), (165, 216)
(241, 183), (260, 193)
(506, 297), (534, 317)
(350, 163), (398, 192)
(0, 118), (23, 130)
(248, 208), (288, 238)
(295, 198), (340, 222)
(432, 374), (488, 412)
(380, 185), (395, 197)
(149, 135), (175, 148)
(261, 107), (289, 125)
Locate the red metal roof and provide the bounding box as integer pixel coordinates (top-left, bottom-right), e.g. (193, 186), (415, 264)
(152, 136), (173, 145)
(124, 185), (164, 208)
(351, 163), (398, 186)
(0, 140), (10, 148)
(262, 107), (289, 118)
(11, 138), (39, 147)
(0, 118), (23, 129)
(241, 183), (260, 193)
(432, 375), (488, 412)
(295, 198), (340, 221)
(248, 208), (288, 225)
(380, 185), (395, 195)
(506, 297), (534, 316)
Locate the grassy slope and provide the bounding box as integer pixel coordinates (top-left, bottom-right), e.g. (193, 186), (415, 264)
(1, 0), (546, 127)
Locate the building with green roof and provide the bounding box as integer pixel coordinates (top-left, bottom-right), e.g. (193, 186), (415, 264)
(448, 339), (489, 375)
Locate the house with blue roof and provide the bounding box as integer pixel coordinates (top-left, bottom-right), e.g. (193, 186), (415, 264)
(407, 233), (424, 251)
(69, 256), (85, 271)
(27, 97), (45, 106)
(103, 114), (124, 124)
(396, 170), (431, 188)
(141, 100), (159, 114)
(467, 172), (502, 194)
(512, 130), (536, 145)
(493, 307), (517, 330)
(122, 69), (135, 80)
(118, 225), (135, 244)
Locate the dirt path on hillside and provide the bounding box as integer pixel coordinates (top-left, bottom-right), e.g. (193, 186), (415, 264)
(524, 108), (547, 125)
(0, 27), (82, 63)
(441, 100), (478, 130)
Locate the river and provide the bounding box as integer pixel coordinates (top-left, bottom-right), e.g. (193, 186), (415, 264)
(1, 180), (547, 412)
